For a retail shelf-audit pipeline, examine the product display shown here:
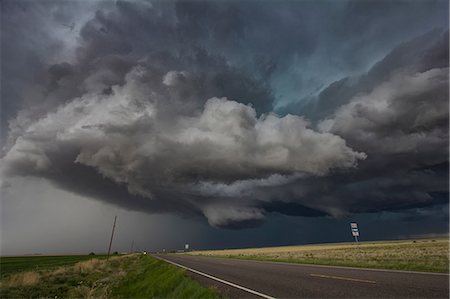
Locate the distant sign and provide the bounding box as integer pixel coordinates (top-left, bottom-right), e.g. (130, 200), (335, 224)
(185, 244), (189, 250)
(350, 222), (359, 239)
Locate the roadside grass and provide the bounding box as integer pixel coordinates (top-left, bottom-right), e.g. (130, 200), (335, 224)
(187, 238), (449, 273)
(0, 254), (222, 299)
(113, 256), (221, 298)
(1, 255), (107, 276)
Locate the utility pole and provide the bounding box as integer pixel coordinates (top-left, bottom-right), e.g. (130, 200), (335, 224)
(130, 240), (134, 254)
(107, 215), (117, 260)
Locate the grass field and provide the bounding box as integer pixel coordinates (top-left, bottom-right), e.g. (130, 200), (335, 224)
(187, 238), (449, 273)
(1, 255), (107, 276)
(0, 254), (221, 298)
(113, 256), (221, 298)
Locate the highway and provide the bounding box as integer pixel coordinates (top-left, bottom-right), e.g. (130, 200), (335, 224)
(155, 254), (449, 298)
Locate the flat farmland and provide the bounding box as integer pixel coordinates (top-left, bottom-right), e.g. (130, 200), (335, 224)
(187, 238), (449, 273)
(1, 255), (107, 276)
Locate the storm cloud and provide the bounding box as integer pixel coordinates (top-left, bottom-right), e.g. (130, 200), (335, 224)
(1, 0), (448, 229)
(1, 65), (365, 227)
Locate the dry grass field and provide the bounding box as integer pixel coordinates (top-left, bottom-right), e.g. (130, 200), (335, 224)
(187, 238), (449, 273)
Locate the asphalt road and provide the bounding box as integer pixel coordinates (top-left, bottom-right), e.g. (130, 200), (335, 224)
(155, 254), (449, 298)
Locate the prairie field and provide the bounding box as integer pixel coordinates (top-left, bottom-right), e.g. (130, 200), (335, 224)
(187, 238), (449, 273)
(1, 255), (107, 276)
(0, 254), (221, 298)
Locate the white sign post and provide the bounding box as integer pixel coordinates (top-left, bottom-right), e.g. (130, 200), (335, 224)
(185, 243), (189, 251)
(350, 222), (359, 243)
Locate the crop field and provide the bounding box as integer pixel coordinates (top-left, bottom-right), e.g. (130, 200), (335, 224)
(0, 254), (221, 298)
(187, 238), (449, 273)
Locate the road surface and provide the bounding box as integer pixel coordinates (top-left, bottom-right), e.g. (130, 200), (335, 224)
(155, 254), (449, 298)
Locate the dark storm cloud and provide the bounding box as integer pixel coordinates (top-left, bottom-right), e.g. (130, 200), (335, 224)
(1, 0), (448, 229)
(1, 70), (365, 226)
(269, 30), (449, 219)
(285, 29), (449, 121)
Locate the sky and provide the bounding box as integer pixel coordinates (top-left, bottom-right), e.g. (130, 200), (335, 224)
(0, 0), (448, 255)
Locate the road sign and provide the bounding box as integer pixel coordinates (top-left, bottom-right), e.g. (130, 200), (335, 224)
(350, 222), (359, 242)
(185, 244), (189, 250)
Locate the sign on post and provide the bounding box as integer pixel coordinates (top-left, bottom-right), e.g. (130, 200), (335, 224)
(185, 244), (189, 251)
(350, 222), (359, 243)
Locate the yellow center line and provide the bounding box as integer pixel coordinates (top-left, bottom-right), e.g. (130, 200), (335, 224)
(310, 273), (377, 284)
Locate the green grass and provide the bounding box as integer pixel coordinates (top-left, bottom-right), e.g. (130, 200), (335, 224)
(187, 238), (449, 273)
(0, 254), (222, 299)
(113, 255), (221, 298)
(1, 255), (107, 276)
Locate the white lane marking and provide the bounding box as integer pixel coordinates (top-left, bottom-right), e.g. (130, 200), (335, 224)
(310, 273), (376, 284)
(154, 255), (277, 299)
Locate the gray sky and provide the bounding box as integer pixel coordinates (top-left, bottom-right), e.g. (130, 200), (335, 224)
(1, 0), (448, 255)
